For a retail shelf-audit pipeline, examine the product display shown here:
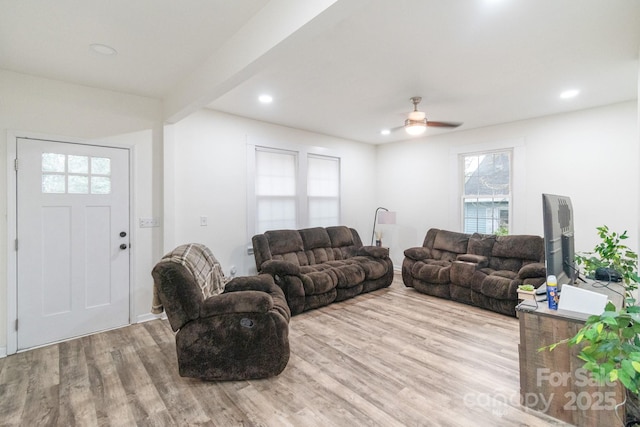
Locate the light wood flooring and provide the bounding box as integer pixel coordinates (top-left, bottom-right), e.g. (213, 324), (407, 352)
(0, 275), (571, 426)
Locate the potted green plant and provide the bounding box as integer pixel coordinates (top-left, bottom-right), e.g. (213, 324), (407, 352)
(575, 225), (639, 301)
(541, 226), (640, 426)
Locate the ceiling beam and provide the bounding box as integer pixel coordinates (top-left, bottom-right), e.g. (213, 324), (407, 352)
(163, 0), (367, 124)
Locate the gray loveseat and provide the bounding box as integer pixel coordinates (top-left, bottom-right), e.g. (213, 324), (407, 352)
(402, 228), (546, 316)
(252, 226), (394, 315)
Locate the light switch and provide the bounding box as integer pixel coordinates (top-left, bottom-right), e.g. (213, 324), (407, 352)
(139, 217), (159, 228)
(200, 216), (208, 226)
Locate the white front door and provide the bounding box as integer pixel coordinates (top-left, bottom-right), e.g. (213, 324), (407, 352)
(16, 138), (130, 350)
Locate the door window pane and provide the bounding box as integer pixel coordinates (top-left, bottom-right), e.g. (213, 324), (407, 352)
(42, 174), (66, 193)
(42, 153), (66, 172)
(68, 155), (88, 174)
(92, 157), (111, 175)
(68, 175), (89, 194)
(91, 177), (111, 195)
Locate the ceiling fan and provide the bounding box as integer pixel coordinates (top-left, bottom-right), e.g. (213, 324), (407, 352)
(402, 96), (462, 136)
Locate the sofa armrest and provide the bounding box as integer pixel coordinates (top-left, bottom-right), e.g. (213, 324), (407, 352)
(518, 262), (546, 279)
(200, 291), (274, 318)
(260, 259), (301, 276)
(224, 274), (278, 293)
(403, 247), (431, 261)
(358, 245), (389, 258)
(456, 254), (489, 268)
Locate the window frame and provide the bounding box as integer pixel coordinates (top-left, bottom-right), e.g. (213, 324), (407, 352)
(448, 138), (525, 234)
(460, 149), (512, 235)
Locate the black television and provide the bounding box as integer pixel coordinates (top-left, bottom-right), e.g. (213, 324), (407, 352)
(542, 193), (576, 290)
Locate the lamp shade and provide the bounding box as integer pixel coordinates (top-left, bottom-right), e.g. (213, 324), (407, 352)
(377, 211), (396, 224)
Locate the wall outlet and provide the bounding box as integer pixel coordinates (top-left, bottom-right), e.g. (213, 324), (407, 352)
(200, 216), (208, 226)
(139, 217), (159, 228)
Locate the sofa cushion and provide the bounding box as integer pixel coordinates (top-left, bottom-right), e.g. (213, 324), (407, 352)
(490, 270), (517, 280)
(265, 230), (304, 255)
(433, 230), (470, 254)
(306, 248), (334, 264)
(329, 263), (366, 288)
(352, 256), (388, 280)
(481, 274), (520, 300)
(300, 270), (337, 295)
(273, 251), (309, 267)
(421, 228), (440, 249)
(492, 235), (543, 261)
(467, 233), (496, 257)
(411, 261), (452, 284)
(299, 227), (332, 250)
(519, 262), (546, 279)
(404, 247), (431, 261)
(489, 257), (523, 273)
(326, 226), (354, 247)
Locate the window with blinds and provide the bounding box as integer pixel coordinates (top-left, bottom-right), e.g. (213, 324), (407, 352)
(253, 147), (340, 234)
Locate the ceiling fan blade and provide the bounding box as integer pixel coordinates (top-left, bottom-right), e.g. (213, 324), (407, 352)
(427, 121), (463, 128)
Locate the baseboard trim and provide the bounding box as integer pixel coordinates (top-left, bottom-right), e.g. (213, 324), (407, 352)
(136, 312), (166, 323)
(0, 346), (7, 358)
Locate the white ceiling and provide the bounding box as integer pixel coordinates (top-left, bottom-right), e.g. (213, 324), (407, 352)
(1, 0), (639, 144)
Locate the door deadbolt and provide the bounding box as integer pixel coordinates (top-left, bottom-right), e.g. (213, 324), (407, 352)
(120, 231), (127, 237)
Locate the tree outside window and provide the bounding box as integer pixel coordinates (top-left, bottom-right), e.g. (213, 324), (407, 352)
(462, 151), (511, 235)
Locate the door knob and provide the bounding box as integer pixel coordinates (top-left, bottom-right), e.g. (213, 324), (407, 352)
(120, 231), (127, 237)
(120, 244), (128, 250)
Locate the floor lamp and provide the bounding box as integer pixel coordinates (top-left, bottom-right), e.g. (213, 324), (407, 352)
(371, 207), (396, 246)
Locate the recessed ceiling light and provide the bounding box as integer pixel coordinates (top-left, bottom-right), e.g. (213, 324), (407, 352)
(90, 43), (117, 56)
(380, 129), (391, 135)
(560, 89), (580, 99)
(258, 94), (273, 104)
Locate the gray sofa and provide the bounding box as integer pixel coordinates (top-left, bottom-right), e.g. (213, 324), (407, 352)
(402, 228), (546, 316)
(252, 226), (394, 315)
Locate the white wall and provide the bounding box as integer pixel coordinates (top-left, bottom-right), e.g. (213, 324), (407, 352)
(0, 70), (164, 354)
(377, 101), (639, 267)
(166, 109), (377, 276)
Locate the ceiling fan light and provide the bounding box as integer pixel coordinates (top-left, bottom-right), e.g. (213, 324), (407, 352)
(404, 118), (427, 135)
(408, 110), (426, 121)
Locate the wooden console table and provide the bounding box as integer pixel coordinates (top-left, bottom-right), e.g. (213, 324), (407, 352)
(518, 305), (625, 426)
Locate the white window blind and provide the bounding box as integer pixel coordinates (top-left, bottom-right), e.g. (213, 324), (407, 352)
(255, 148), (297, 233)
(307, 154), (340, 227)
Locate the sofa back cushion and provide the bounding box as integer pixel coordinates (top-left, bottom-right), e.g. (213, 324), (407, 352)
(431, 230), (470, 261)
(467, 233), (496, 257)
(300, 227), (335, 264)
(264, 229), (309, 266)
(421, 228), (440, 249)
(327, 226), (362, 259)
(489, 235), (544, 271)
